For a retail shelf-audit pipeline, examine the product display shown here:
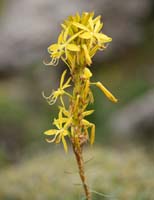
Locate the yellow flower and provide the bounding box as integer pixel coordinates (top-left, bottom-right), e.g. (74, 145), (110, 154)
(44, 108), (70, 152)
(45, 12), (112, 67)
(42, 70), (72, 106)
(45, 29), (82, 66)
(72, 15), (112, 47)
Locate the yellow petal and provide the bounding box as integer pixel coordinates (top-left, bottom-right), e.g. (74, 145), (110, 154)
(44, 129), (58, 135)
(60, 69), (67, 88)
(83, 110), (94, 117)
(82, 45), (92, 66)
(62, 77), (71, 89)
(48, 44), (59, 52)
(94, 20), (101, 33)
(62, 136), (68, 152)
(63, 130), (69, 136)
(66, 44), (80, 51)
(46, 134), (58, 143)
(67, 30), (83, 43)
(93, 15), (101, 24)
(96, 82), (118, 103)
(79, 32), (91, 39)
(61, 23), (67, 30)
(58, 31), (64, 43)
(83, 67), (92, 79)
(63, 28), (69, 42)
(88, 17), (94, 30)
(72, 22), (89, 31)
(75, 12), (80, 22)
(95, 33), (112, 43)
(82, 119), (91, 126)
(60, 107), (70, 117)
(90, 124), (95, 145)
(81, 12), (90, 25)
(89, 45), (99, 57)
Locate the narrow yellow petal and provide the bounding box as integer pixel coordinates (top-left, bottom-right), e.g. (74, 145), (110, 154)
(82, 119), (91, 126)
(63, 28), (69, 42)
(88, 17), (94, 30)
(84, 80), (90, 100)
(48, 44), (59, 52)
(83, 110), (94, 117)
(67, 30), (83, 43)
(72, 22), (89, 31)
(62, 77), (71, 89)
(82, 45), (92, 66)
(83, 67), (92, 79)
(61, 23), (67, 30)
(44, 129), (58, 135)
(79, 32), (91, 39)
(75, 12), (80, 22)
(62, 136), (68, 152)
(60, 69), (67, 88)
(89, 45), (99, 57)
(90, 124), (95, 145)
(66, 44), (80, 51)
(93, 15), (101, 24)
(95, 33), (112, 43)
(59, 106), (70, 118)
(96, 82), (118, 103)
(94, 20), (101, 33)
(46, 134), (57, 143)
(58, 31), (64, 44)
(45, 133), (59, 143)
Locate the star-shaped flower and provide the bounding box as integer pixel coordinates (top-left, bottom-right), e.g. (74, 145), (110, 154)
(44, 108), (70, 152)
(42, 70), (72, 106)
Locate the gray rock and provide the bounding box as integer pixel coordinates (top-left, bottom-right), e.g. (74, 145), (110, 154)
(0, 0), (152, 71)
(109, 89), (154, 139)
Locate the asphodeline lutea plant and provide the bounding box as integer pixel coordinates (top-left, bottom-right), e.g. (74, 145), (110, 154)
(43, 12), (117, 200)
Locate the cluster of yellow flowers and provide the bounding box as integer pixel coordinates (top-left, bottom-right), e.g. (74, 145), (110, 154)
(43, 12), (117, 152)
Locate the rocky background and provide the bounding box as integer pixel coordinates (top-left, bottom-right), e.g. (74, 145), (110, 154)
(0, 0), (154, 199)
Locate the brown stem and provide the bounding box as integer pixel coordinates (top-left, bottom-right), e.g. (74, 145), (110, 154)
(72, 143), (91, 200)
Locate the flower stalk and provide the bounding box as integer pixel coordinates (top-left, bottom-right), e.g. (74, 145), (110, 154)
(43, 12), (117, 200)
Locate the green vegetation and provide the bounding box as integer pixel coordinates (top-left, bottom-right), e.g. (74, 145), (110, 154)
(0, 147), (153, 200)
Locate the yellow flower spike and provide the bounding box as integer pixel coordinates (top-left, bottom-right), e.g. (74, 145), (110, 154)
(43, 12), (118, 199)
(95, 81), (118, 103)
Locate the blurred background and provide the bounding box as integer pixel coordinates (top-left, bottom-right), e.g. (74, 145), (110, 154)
(0, 0), (154, 199)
